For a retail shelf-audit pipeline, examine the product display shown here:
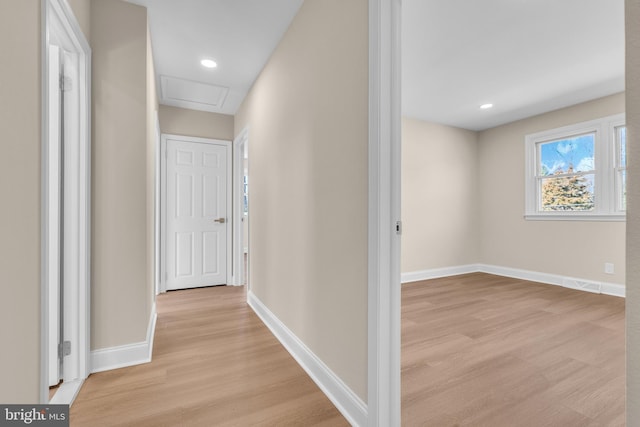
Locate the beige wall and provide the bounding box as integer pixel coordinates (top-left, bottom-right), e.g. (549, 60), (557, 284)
(234, 0), (368, 400)
(159, 105), (234, 141)
(477, 93), (626, 284)
(0, 0), (42, 404)
(626, 0), (640, 422)
(402, 118), (480, 272)
(91, 0), (151, 349)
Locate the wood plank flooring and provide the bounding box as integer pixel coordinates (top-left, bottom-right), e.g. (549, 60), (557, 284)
(70, 286), (348, 426)
(402, 273), (625, 426)
(71, 273), (625, 426)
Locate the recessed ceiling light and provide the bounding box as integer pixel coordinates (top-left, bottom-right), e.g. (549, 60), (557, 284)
(201, 59), (217, 69)
(480, 103), (494, 110)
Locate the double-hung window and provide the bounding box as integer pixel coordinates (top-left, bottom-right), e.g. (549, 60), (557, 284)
(525, 113), (626, 220)
(614, 125), (627, 211)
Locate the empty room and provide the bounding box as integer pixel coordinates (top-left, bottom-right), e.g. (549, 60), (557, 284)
(4, 0), (640, 426)
(401, 0), (626, 425)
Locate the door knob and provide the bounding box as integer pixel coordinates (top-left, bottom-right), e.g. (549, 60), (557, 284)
(214, 218), (226, 223)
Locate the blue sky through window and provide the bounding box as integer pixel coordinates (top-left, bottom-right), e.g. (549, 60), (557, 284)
(539, 133), (595, 176)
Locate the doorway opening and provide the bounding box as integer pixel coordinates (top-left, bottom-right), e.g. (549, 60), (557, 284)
(42, 0), (91, 405)
(233, 128), (250, 288)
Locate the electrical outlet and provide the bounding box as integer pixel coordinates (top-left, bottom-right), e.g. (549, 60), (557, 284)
(604, 263), (615, 275)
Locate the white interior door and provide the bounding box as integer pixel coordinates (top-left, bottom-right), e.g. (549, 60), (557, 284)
(61, 49), (80, 383)
(165, 137), (229, 290)
(43, 0), (92, 403)
(233, 129), (250, 287)
(48, 44), (62, 387)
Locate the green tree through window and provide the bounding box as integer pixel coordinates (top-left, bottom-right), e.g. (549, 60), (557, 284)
(541, 166), (594, 211)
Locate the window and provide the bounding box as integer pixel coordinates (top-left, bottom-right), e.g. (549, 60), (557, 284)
(615, 125), (627, 211)
(525, 113), (626, 220)
(243, 173), (249, 214)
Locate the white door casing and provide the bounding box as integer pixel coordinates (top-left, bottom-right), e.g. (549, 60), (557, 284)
(368, 0), (402, 425)
(47, 44), (62, 387)
(163, 135), (231, 290)
(232, 127), (249, 287)
(61, 48), (81, 384)
(47, 46), (81, 387)
(42, 0), (91, 405)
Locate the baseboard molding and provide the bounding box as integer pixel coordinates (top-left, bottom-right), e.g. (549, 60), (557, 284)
(402, 264), (625, 298)
(49, 379), (84, 406)
(90, 303), (157, 373)
(600, 282), (626, 297)
(401, 264), (480, 283)
(247, 291), (367, 427)
(479, 264), (625, 298)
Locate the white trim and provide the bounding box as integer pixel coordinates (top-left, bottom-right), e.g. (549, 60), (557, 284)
(481, 264), (568, 287)
(524, 214), (625, 221)
(524, 113), (626, 219)
(49, 379), (84, 406)
(368, 0), (402, 425)
(247, 292), (367, 427)
(90, 303), (157, 373)
(154, 113), (161, 295)
(47, 43), (62, 388)
(401, 264), (480, 283)
(159, 134), (167, 293)
(479, 264), (625, 298)
(601, 282), (626, 298)
(41, 0), (91, 404)
(232, 127), (249, 287)
(401, 264), (625, 298)
(159, 134), (233, 292)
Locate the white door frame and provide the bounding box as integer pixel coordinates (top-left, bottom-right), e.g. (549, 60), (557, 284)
(46, 43), (62, 388)
(368, 0), (402, 425)
(159, 134), (233, 293)
(154, 113), (161, 296)
(41, 0), (91, 405)
(232, 127), (249, 287)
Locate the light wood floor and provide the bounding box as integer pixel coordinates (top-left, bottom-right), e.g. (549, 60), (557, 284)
(70, 286), (348, 426)
(71, 274), (625, 426)
(403, 273), (625, 426)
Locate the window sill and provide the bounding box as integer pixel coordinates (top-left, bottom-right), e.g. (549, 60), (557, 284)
(524, 214), (626, 222)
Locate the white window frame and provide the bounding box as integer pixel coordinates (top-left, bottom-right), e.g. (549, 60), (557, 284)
(525, 113), (626, 221)
(614, 124), (627, 212)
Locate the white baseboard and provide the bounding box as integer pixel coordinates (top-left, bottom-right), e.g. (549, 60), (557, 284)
(401, 264), (480, 283)
(479, 264), (625, 298)
(90, 303), (157, 373)
(402, 264), (625, 298)
(600, 282), (626, 297)
(247, 291), (367, 427)
(50, 379), (84, 406)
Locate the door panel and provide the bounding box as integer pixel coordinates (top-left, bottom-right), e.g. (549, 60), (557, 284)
(202, 231), (220, 274)
(203, 175), (219, 217)
(176, 232), (194, 277)
(166, 138), (228, 290)
(48, 44), (62, 387)
(176, 174), (194, 217)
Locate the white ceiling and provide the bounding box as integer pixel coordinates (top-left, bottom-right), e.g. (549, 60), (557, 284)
(403, 0), (625, 131)
(126, 0), (304, 115)
(127, 0), (625, 131)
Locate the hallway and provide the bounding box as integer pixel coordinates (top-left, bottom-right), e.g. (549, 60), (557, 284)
(70, 286), (347, 426)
